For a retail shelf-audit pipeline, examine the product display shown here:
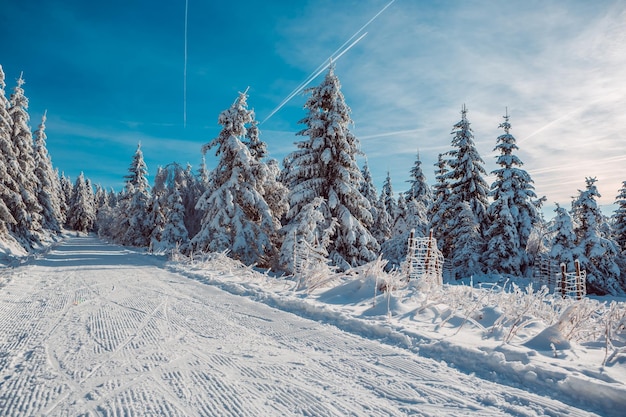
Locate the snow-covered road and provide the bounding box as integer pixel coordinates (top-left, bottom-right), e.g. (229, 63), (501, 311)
(0, 236), (601, 416)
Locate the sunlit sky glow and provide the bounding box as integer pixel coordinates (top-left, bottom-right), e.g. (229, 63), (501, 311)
(1, 0), (625, 219)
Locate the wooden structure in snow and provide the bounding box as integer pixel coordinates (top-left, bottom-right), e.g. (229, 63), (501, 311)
(555, 260), (586, 299)
(406, 229), (444, 288)
(534, 253), (559, 290)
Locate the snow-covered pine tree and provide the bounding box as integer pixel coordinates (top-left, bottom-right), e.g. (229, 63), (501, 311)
(359, 162), (378, 209)
(403, 152), (431, 237)
(441, 105), (489, 275)
(612, 181), (626, 253)
(240, 117), (289, 244)
(483, 198), (520, 275)
(448, 201), (483, 279)
(148, 163), (199, 253)
(59, 173), (73, 226)
(278, 197), (337, 275)
(117, 144), (152, 247)
(406, 150), (433, 210)
(444, 105), (489, 230)
(392, 193), (408, 236)
(372, 194), (392, 244)
(159, 187), (190, 253)
(484, 111), (539, 276)
(148, 166), (167, 249)
(428, 153), (453, 257)
(66, 172), (96, 233)
(191, 91), (285, 267)
(8, 73), (43, 244)
(381, 153), (432, 270)
(0, 65), (17, 236)
(359, 162), (383, 243)
(33, 111), (62, 233)
(281, 65), (378, 269)
(549, 204), (577, 272)
(93, 184), (110, 214)
(571, 177), (623, 295)
(381, 171), (398, 222)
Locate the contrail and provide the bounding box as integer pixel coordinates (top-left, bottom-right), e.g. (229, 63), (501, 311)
(261, 0), (396, 124)
(261, 32), (368, 125)
(183, 0), (188, 128)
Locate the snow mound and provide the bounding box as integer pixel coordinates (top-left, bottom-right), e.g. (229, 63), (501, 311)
(523, 323), (571, 351)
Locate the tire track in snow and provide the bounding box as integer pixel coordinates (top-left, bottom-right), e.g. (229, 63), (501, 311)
(0, 236), (604, 416)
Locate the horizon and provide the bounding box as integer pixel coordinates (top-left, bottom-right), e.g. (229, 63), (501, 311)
(1, 0), (625, 219)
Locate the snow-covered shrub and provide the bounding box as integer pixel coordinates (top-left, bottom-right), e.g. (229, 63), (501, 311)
(490, 283), (552, 343)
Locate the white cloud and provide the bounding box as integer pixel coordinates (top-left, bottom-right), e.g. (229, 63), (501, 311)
(271, 0), (626, 217)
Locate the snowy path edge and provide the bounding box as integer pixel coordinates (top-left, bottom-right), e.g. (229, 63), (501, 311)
(167, 261), (626, 417)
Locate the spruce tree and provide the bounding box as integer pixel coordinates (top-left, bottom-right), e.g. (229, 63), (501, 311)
(33, 111), (62, 233)
(549, 204), (577, 272)
(113, 144), (152, 246)
(59, 173), (73, 226)
(484, 111), (538, 276)
(392, 193), (408, 236)
(571, 177), (623, 295)
(428, 153), (453, 257)
(612, 181), (626, 252)
(0, 65), (17, 236)
(281, 66), (378, 269)
(67, 172), (96, 233)
(381, 171), (397, 222)
(8, 73), (43, 243)
(442, 105), (489, 276)
(159, 187), (190, 252)
(405, 151), (431, 237)
(359, 162), (382, 242)
(406, 150), (432, 210)
(192, 91), (286, 267)
(448, 201), (483, 279)
(444, 105), (489, 229)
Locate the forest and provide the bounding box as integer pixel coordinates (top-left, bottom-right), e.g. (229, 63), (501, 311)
(1, 63), (626, 296)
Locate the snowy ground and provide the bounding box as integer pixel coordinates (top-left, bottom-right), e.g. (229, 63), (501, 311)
(0, 236), (624, 416)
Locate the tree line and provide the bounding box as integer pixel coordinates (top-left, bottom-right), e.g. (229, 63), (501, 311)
(2, 64), (625, 295)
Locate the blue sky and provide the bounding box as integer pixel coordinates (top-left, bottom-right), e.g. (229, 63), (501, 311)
(1, 0), (625, 218)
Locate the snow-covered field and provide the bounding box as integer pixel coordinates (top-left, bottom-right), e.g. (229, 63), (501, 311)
(0, 236), (624, 416)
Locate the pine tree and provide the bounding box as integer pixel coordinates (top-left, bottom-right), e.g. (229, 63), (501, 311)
(445, 105), (489, 229)
(406, 150), (433, 210)
(571, 177), (623, 295)
(117, 144), (152, 247)
(442, 105), (489, 275)
(612, 181), (626, 252)
(148, 166), (167, 249)
(191, 91), (286, 267)
(67, 172), (96, 232)
(148, 163), (198, 253)
(484, 111), (539, 276)
(372, 194), (392, 243)
(281, 66), (378, 269)
(428, 153), (453, 257)
(392, 193), (408, 236)
(278, 197), (337, 274)
(33, 111), (62, 233)
(448, 201), (483, 279)
(549, 204), (577, 272)
(404, 151), (431, 237)
(359, 162), (382, 242)
(381, 171), (397, 221)
(59, 173), (73, 226)
(0, 65), (17, 236)
(159, 187), (190, 253)
(8, 73), (43, 243)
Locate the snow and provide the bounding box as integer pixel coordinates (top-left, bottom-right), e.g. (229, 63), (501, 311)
(1, 235), (625, 416)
